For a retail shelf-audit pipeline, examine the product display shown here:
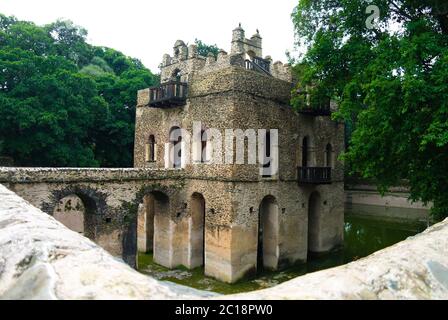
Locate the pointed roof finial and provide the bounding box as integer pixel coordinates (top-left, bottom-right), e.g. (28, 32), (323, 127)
(256, 28), (259, 34)
(239, 22), (241, 27)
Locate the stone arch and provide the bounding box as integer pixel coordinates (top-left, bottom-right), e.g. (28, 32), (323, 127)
(53, 195), (85, 235)
(137, 192), (160, 253)
(308, 191), (322, 254)
(246, 50), (256, 60)
(147, 191), (172, 267)
(172, 68), (181, 82)
(45, 187), (107, 241)
(188, 192), (206, 269)
(257, 195), (280, 272)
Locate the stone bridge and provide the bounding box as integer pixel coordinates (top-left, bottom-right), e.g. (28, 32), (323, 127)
(1, 183), (447, 299)
(0, 167), (187, 266)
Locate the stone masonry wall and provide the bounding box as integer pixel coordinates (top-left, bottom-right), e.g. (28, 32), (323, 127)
(1, 184), (447, 300)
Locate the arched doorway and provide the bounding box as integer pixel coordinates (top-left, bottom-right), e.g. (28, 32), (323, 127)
(138, 191), (169, 255)
(308, 191), (321, 254)
(151, 191), (172, 267)
(257, 195), (279, 272)
(189, 193), (206, 269)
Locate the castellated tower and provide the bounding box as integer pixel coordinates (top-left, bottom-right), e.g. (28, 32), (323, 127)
(134, 25), (345, 283)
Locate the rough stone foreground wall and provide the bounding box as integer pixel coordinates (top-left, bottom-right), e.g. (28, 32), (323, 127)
(0, 184), (215, 300)
(1, 184), (448, 300)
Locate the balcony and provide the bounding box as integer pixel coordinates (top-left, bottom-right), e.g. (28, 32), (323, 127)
(245, 56), (271, 76)
(149, 81), (188, 108)
(296, 95), (332, 116)
(298, 107), (331, 116)
(298, 167), (332, 185)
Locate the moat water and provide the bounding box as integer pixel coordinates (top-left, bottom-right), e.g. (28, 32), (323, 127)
(137, 214), (427, 294)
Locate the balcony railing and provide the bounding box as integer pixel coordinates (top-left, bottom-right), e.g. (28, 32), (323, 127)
(298, 107), (331, 116)
(149, 81), (188, 108)
(298, 167), (332, 184)
(297, 96), (332, 116)
(245, 56), (271, 76)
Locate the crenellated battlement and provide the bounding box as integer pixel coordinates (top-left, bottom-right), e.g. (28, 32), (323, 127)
(158, 24), (292, 84)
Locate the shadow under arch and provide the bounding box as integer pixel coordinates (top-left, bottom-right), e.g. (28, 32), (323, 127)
(189, 192), (206, 269)
(308, 191), (322, 256)
(257, 195), (279, 273)
(137, 191), (170, 255)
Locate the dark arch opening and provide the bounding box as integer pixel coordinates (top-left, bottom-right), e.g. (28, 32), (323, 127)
(172, 69), (181, 82)
(308, 191), (321, 256)
(257, 195), (279, 273)
(138, 191), (170, 255)
(147, 135), (156, 162)
(262, 130), (272, 177)
(190, 193), (206, 269)
(201, 129), (208, 163)
(302, 136), (309, 167)
(325, 143), (333, 168)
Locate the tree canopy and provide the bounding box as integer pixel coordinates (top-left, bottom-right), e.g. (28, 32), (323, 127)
(0, 15), (158, 167)
(194, 39), (220, 58)
(292, 0), (448, 219)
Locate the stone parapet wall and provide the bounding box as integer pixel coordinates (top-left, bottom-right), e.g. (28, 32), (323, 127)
(0, 167), (183, 183)
(345, 184), (431, 222)
(1, 184), (447, 300)
(0, 184), (214, 300)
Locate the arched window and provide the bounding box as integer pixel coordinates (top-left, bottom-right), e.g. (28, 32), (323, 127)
(302, 136), (309, 167)
(145, 135), (156, 163)
(262, 130), (272, 177)
(170, 127), (182, 168)
(201, 129), (208, 163)
(172, 69), (181, 82)
(325, 143), (333, 168)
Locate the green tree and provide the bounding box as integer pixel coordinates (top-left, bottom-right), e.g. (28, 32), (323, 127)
(194, 39), (220, 58)
(292, 0), (448, 219)
(0, 14), (157, 168)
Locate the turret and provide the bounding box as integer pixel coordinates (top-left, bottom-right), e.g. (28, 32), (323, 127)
(173, 40), (188, 60)
(250, 29), (262, 51)
(231, 23), (245, 54)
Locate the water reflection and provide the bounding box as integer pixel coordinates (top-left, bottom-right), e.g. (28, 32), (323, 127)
(137, 214), (427, 294)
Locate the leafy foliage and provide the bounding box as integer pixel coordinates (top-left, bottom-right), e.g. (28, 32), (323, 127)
(194, 39), (220, 58)
(292, 1), (448, 219)
(0, 15), (158, 167)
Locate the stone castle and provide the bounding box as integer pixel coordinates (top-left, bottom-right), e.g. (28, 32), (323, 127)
(0, 25), (345, 284)
(133, 25), (345, 283)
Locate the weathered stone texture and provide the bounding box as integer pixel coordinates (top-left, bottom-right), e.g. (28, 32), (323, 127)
(131, 26), (345, 283)
(0, 184), (215, 300)
(1, 185), (447, 300)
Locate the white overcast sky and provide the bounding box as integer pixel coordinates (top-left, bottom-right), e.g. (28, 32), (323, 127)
(0, 0), (298, 72)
